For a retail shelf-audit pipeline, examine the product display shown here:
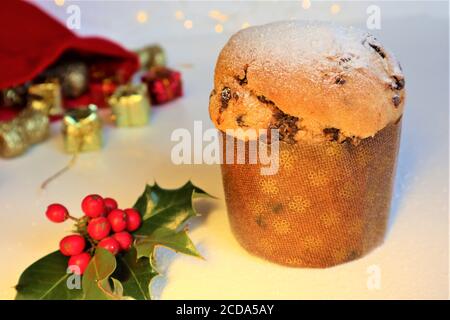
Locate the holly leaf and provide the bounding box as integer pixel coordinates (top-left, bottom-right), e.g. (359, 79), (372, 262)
(133, 181), (213, 228)
(111, 279), (135, 300)
(113, 247), (158, 300)
(15, 251), (82, 300)
(82, 248), (122, 300)
(131, 181), (212, 299)
(135, 227), (202, 259)
(134, 181), (210, 250)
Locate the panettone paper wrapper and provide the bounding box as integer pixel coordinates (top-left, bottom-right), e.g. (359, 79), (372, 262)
(220, 120), (401, 268)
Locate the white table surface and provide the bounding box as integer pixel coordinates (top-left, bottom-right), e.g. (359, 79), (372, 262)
(0, 1), (448, 299)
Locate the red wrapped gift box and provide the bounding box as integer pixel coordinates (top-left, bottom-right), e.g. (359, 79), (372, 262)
(142, 67), (183, 105)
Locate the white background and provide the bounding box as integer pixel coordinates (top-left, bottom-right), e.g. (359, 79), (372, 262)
(0, 0), (448, 299)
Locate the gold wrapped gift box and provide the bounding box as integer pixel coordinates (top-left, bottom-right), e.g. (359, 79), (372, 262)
(0, 109), (50, 158)
(62, 104), (102, 153)
(28, 82), (63, 116)
(109, 84), (150, 127)
(136, 44), (166, 70)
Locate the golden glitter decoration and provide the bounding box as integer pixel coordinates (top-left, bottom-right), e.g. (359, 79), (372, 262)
(0, 109), (49, 158)
(0, 123), (27, 158)
(19, 108), (50, 144)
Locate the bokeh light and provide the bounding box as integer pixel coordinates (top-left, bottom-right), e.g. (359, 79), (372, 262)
(175, 10), (184, 20)
(302, 0), (311, 10)
(215, 24), (224, 33)
(184, 20), (193, 29)
(330, 4), (341, 15)
(136, 11), (148, 24)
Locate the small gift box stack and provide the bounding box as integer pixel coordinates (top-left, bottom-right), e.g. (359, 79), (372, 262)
(109, 45), (184, 128)
(0, 2), (184, 158)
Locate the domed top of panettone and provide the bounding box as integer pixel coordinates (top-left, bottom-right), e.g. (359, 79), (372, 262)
(209, 20), (405, 143)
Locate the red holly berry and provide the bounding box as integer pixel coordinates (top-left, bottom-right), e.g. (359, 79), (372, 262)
(113, 231), (133, 251)
(59, 234), (86, 256)
(103, 197), (118, 214)
(87, 217), (111, 240)
(81, 194), (105, 218)
(97, 237), (121, 255)
(124, 208), (142, 232)
(107, 209), (127, 232)
(68, 252), (91, 275)
(45, 203), (69, 223)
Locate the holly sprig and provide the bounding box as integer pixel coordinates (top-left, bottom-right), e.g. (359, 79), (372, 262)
(15, 181), (213, 300)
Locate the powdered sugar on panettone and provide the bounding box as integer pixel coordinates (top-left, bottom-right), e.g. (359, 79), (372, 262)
(209, 21), (405, 142)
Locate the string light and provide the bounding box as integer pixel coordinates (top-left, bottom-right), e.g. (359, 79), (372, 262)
(241, 22), (251, 29)
(208, 10), (228, 23)
(54, 0), (64, 6)
(209, 10), (220, 18)
(175, 10), (184, 20)
(215, 24), (224, 33)
(330, 4), (341, 15)
(302, 0), (311, 10)
(136, 11), (148, 23)
(184, 20), (193, 29)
